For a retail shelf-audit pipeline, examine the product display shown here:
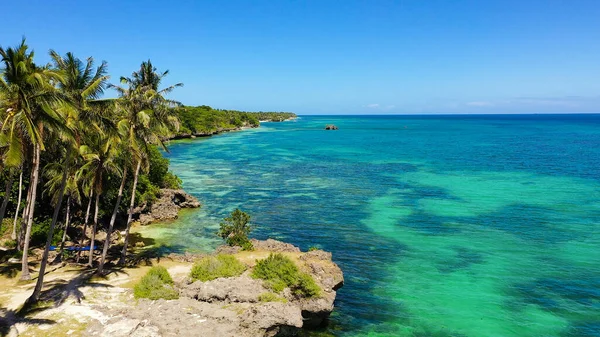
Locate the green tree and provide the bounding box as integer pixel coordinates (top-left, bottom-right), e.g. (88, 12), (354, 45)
(217, 208), (253, 249)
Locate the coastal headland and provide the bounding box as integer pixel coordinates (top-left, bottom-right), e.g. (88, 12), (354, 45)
(0, 113), (343, 337)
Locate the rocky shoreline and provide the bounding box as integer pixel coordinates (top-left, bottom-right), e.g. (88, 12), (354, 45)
(88, 239), (343, 337)
(168, 117), (297, 141)
(135, 189), (201, 225)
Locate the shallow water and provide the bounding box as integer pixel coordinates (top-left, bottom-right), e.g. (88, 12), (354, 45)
(139, 115), (600, 336)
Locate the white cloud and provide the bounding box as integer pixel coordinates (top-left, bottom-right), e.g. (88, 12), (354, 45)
(364, 103), (380, 108)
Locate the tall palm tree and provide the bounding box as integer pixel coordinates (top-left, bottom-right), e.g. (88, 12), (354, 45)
(0, 39), (65, 281)
(98, 143), (131, 274)
(28, 51), (110, 302)
(78, 133), (121, 267)
(111, 61), (182, 264)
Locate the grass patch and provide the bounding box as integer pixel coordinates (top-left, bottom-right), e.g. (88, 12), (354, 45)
(251, 253), (320, 298)
(133, 266), (179, 300)
(258, 292), (288, 303)
(190, 254), (247, 282)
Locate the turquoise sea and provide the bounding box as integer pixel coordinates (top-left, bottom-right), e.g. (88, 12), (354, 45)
(139, 115), (600, 336)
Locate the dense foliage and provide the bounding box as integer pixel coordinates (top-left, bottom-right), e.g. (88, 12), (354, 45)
(251, 112), (296, 122)
(251, 253), (320, 298)
(173, 105), (296, 137)
(133, 266), (179, 300)
(190, 254), (247, 282)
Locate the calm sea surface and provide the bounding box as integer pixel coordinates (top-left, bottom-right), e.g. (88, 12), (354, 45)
(139, 115), (600, 336)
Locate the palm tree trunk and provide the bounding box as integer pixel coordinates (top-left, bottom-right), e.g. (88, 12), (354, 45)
(0, 172), (14, 230)
(119, 159), (141, 265)
(88, 192), (100, 267)
(98, 168), (127, 274)
(59, 196), (71, 255)
(28, 149), (71, 303)
(76, 191), (93, 263)
(12, 171), (23, 240)
(18, 180), (33, 251)
(21, 144), (41, 281)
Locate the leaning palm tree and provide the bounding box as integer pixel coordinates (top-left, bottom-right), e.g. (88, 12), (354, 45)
(97, 142), (131, 274)
(28, 51), (111, 302)
(111, 61), (182, 265)
(0, 39), (66, 281)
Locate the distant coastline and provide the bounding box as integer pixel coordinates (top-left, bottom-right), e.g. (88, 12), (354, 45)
(168, 114), (297, 141)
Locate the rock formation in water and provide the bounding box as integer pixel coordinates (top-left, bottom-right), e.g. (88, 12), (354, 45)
(136, 189), (201, 225)
(325, 124), (338, 130)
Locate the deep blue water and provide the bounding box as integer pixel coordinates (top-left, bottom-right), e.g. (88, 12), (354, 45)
(142, 114), (600, 336)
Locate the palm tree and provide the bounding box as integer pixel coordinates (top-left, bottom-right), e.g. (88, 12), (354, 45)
(11, 169), (23, 240)
(28, 51), (110, 302)
(111, 60), (182, 264)
(97, 143), (130, 274)
(42, 154), (82, 258)
(0, 39), (65, 281)
(78, 133), (121, 267)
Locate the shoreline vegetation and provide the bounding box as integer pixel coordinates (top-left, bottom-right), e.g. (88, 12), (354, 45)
(168, 106), (297, 140)
(0, 39), (337, 336)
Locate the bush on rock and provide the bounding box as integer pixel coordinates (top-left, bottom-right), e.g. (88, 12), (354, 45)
(190, 254), (247, 282)
(251, 253), (320, 298)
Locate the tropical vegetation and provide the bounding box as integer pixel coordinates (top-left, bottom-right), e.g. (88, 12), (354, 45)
(174, 106), (295, 137)
(251, 253), (320, 298)
(0, 38), (294, 304)
(217, 208), (253, 250)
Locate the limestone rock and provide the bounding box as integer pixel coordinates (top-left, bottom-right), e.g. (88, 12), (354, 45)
(240, 303), (303, 336)
(137, 189), (201, 225)
(182, 276), (266, 303)
(250, 239), (301, 253)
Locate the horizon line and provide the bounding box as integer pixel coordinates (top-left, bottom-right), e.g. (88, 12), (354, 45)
(295, 112), (600, 116)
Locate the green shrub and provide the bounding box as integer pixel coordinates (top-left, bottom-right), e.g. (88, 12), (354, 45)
(30, 217), (62, 247)
(133, 266), (178, 300)
(190, 254), (247, 282)
(137, 175), (161, 205)
(251, 253), (320, 298)
(308, 246), (319, 252)
(217, 209), (253, 250)
(163, 171), (182, 189)
(3, 239), (17, 249)
(258, 292), (287, 303)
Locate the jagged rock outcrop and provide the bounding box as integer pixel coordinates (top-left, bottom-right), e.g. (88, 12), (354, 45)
(325, 124), (338, 130)
(88, 240), (343, 337)
(137, 189), (200, 225)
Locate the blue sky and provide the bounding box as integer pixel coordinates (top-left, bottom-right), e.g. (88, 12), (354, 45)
(3, 0), (600, 114)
